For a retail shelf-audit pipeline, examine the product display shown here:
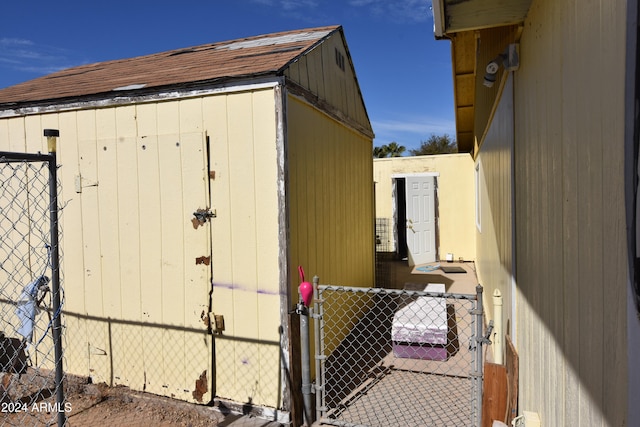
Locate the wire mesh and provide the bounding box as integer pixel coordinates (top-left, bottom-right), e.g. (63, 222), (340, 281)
(0, 155), (66, 427)
(374, 218), (393, 288)
(315, 284), (482, 427)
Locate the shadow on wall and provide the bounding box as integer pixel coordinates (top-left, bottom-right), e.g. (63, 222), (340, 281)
(55, 309), (285, 417)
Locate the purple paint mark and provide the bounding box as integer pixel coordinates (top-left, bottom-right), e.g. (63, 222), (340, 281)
(241, 357), (249, 365)
(212, 282), (285, 296)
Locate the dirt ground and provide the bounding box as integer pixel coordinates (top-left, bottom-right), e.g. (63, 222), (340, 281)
(1, 373), (283, 427)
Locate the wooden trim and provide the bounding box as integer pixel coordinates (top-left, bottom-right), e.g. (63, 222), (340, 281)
(284, 79), (375, 139)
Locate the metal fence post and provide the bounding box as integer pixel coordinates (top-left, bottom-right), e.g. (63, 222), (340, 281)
(298, 289), (312, 425)
(312, 276), (324, 423)
(474, 284), (484, 427)
(45, 129), (66, 427)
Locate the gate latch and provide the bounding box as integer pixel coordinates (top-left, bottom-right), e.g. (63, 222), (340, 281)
(194, 208), (216, 221)
(192, 208), (216, 228)
(481, 319), (494, 345)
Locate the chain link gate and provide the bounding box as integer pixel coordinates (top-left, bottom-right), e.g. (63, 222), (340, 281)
(0, 143), (66, 427)
(313, 283), (485, 427)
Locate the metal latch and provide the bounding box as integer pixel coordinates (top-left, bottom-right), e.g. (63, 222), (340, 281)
(193, 208), (216, 221)
(210, 313), (225, 334)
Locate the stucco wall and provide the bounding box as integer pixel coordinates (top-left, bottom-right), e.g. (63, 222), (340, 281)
(373, 154), (475, 262)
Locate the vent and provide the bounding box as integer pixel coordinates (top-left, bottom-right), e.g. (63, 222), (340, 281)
(113, 84), (147, 91)
(335, 48), (345, 71)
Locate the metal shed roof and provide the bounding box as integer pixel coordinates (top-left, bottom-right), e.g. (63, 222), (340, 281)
(0, 26), (339, 107)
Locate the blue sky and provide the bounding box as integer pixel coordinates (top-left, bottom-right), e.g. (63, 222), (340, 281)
(0, 0), (455, 153)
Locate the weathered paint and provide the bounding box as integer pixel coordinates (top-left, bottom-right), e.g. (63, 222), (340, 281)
(0, 104), (214, 402)
(0, 27), (375, 416)
(192, 370), (208, 402)
(204, 88), (282, 407)
(373, 154), (475, 262)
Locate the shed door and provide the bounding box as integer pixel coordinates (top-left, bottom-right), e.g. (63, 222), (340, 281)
(140, 131), (213, 402)
(405, 175), (436, 265)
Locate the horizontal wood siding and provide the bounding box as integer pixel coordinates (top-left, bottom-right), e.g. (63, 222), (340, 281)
(513, 0), (627, 425)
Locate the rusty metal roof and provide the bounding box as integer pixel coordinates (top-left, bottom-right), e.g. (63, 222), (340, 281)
(0, 25), (340, 106)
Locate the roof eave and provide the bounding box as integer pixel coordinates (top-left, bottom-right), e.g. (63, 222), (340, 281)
(433, 0), (446, 38)
(0, 74), (283, 117)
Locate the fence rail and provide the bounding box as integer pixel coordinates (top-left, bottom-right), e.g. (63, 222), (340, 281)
(0, 149), (65, 427)
(312, 283), (484, 427)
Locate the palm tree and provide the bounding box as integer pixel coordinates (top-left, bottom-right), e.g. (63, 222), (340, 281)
(373, 145), (388, 158)
(373, 142), (407, 158)
(385, 142), (406, 157)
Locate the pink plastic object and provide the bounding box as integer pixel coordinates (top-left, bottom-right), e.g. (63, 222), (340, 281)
(298, 266), (313, 307)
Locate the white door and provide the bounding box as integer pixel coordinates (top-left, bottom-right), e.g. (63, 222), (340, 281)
(405, 175), (436, 265)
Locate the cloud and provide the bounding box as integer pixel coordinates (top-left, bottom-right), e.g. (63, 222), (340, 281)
(249, 0), (430, 23)
(0, 38), (34, 47)
(373, 116), (455, 135)
(372, 115), (456, 147)
(249, 0), (319, 11)
(281, 0), (319, 10)
(0, 37), (75, 77)
(348, 0), (432, 23)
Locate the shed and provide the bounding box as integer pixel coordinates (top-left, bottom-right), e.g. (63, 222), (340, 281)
(373, 154), (475, 265)
(0, 25), (375, 420)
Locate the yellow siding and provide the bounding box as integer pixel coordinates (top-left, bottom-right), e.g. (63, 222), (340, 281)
(508, 0), (627, 425)
(373, 154), (476, 262)
(287, 94), (374, 293)
(475, 74), (514, 363)
(0, 79), (373, 413)
(0, 102), (214, 403)
(287, 94), (374, 358)
(285, 31), (371, 135)
(203, 89), (282, 408)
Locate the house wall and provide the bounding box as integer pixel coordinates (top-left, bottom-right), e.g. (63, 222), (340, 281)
(475, 74), (514, 362)
(510, 0), (628, 425)
(373, 154), (475, 262)
(0, 87), (283, 408)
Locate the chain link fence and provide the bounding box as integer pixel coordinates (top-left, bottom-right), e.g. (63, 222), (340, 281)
(0, 151), (66, 427)
(313, 283), (484, 427)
